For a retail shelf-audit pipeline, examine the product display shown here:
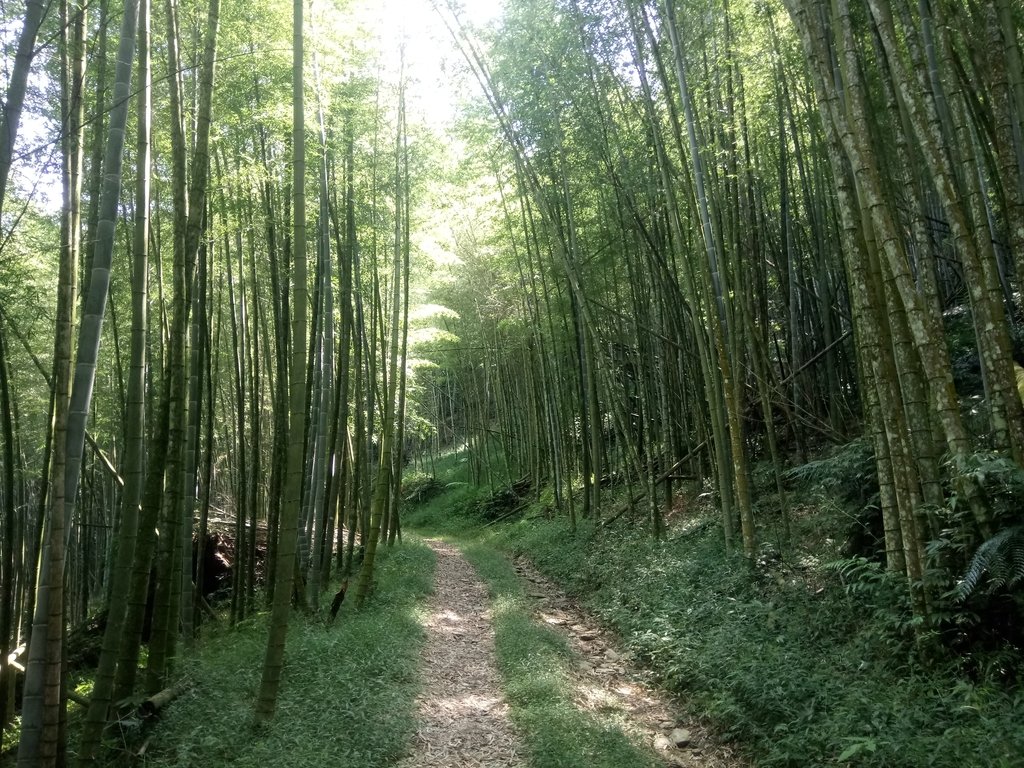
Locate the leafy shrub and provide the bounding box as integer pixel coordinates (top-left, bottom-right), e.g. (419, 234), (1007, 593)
(924, 453), (1024, 658)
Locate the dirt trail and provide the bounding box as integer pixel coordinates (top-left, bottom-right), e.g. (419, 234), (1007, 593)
(398, 540), (525, 768)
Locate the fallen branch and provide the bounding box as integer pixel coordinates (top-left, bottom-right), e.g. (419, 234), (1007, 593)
(138, 679), (192, 720)
(198, 594), (219, 621)
(484, 502), (529, 527)
(601, 441), (707, 528)
(136, 735), (154, 758)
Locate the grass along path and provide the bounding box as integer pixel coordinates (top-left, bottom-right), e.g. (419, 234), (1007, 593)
(404, 460), (1024, 766)
(132, 542), (435, 768)
(511, 556), (744, 768)
(461, 540), (695, 768)
(397, 540), (525, 767)
(124, 520), (733, 768)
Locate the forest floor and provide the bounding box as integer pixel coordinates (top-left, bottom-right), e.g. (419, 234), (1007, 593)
(3, 534), (743, 768)
(404, 538), (742, 768)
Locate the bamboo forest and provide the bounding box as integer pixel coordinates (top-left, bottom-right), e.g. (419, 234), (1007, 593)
(1, 0), (1023, 764)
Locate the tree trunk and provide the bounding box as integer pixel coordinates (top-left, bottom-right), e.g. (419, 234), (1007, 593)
(255, 0), (306, 721)
(18, 0), (141, 760)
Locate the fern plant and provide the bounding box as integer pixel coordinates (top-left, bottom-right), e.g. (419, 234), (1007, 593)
(956, 525), (1024, 601)
(783, 438), (875, 502)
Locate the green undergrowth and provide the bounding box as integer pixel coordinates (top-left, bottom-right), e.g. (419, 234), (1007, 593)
(458, 540), (663, 768)
(494, 518), (1024, 767)
(128, 541), (435, 768)
(406, 471), (1024, 767)
(402, 454), (489, 535)
(403, 479), (483, 535)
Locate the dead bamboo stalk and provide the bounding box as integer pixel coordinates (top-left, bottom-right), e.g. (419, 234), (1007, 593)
(138, 679), (192, 719)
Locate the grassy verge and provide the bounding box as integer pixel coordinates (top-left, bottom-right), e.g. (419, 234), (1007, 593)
(459, 539), (663, 768)
(491, 518), (1024, 767)
(125, 541), (435, 768)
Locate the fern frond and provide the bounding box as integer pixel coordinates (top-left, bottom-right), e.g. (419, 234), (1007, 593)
(957, 525), (1024, 601)
(783, 438), (873, 489)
